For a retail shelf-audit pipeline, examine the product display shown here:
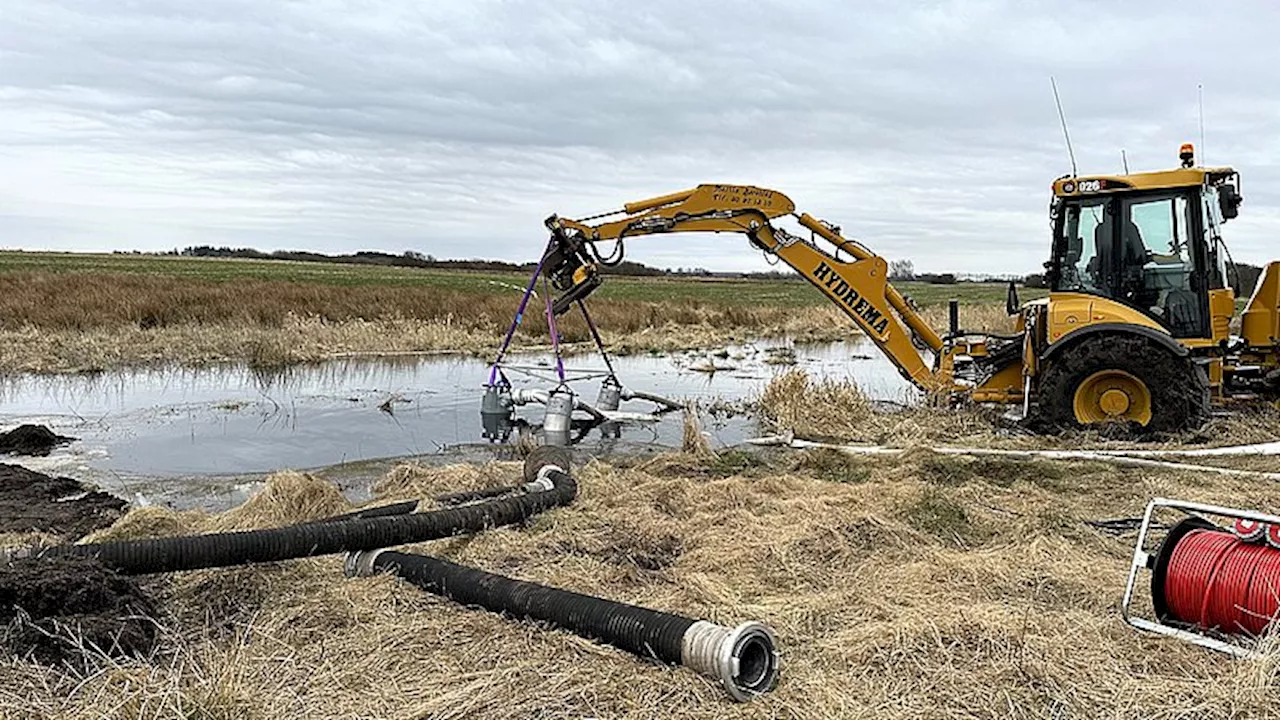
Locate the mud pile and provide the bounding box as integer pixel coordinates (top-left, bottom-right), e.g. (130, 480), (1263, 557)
(0, 555), (157, 665)
(0, 424), (73, 456)
(0, 464), (125, 538)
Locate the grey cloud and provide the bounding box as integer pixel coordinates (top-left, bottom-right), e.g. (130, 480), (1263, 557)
(1, 0), (1277, 274)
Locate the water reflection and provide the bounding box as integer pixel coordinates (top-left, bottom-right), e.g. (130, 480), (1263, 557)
(0, 338), (916, 496)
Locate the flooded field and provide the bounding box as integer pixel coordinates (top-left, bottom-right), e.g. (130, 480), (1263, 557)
(0, 337), (915, 509)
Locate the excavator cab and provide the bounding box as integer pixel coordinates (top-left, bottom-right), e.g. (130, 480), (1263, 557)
(1046, 151), (1240, 342)
(1032, 145), (1278, 429)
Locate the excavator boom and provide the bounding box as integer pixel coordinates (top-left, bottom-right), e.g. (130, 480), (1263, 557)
(532, 147), (1279, 435)
(544, 184), (947, 391)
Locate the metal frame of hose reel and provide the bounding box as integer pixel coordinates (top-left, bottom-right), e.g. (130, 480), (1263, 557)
(1122, 497), (1280, 658)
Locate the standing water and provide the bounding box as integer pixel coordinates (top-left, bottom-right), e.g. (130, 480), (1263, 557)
(0, 338), (915, 508)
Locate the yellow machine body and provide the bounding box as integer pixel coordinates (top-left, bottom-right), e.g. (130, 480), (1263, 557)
(1044, 293), (1167, 344)
(1243, 262), (1280, 348)
(541, 150), (1278, 431)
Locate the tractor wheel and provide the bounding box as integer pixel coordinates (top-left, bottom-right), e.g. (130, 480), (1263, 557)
(1036, 334), (1210, 434)
(1264, 368), (1280, 401)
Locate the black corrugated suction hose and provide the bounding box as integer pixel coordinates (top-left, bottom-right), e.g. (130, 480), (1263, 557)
(345, 549), (780, 702)
(433, 484), (522, 506)
(311, 483), (534, 524)
(309, 499), (422, 523)
(319, 448), (573, 518)
(31, 449), (575, 575)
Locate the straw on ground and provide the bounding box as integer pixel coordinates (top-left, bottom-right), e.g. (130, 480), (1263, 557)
(5, 451), (1280, 718)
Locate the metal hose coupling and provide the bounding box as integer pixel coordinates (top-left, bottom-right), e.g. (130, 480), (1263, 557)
(343, 547), (386, 578)
(522, 464), (564, 493)
(681, 620), (780, 702)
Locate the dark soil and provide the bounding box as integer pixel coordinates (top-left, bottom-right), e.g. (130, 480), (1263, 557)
(0, 555), (158, 665)
(0, 464), (126, 539)
(0, 424), (74, 457)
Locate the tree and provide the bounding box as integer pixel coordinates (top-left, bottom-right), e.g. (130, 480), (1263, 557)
(888, 259), (915, 281)
(917, 273), (957, 285)
(1233, 263), (1264, 296)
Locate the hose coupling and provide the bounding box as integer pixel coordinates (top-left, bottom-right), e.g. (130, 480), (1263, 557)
(680, 621), (781, 702)
(343, 549), (387, 579)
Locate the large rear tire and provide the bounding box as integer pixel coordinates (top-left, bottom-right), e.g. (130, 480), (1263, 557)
(1036, 334), (1210, 434)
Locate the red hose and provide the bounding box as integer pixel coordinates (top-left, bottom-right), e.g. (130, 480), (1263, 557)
(1162, 528), (1280, 636)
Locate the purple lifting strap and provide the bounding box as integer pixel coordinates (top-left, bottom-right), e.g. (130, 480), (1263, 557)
(487, 239), (554, 386)
(543, 277), (566, 382)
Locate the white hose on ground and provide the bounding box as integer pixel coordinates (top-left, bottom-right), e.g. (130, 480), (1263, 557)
(746, 435), (1280, 480)
(1091, 441), (1280, 457)
(621, 388), (685, 411)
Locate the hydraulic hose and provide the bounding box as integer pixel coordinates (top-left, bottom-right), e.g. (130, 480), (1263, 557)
(345, 549), (780, 702)
(28, 452), (575, 575)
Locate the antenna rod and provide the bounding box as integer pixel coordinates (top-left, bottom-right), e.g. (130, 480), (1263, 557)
(1051, 77), (1078, 176)
(1198, 84), (1205, 165)
(1121, 149), (1130, 174)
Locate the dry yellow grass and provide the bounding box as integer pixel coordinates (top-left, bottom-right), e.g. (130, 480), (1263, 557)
(0, 306), (856, 374)
(920, 302), (1021, 335)
(4, 454), (1280, 718)
(760, 369), (1280, 451)
(0, 271), (858, 373)
(759, 368), (1000, 446)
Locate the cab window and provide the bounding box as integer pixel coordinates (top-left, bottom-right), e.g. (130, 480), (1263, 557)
(1119, 194), (1202, 336)
(1052, 190), (1206, 338)
(1055, 198), (1107, 294)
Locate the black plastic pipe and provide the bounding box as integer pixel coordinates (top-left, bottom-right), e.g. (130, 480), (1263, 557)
(31, 453), (575, 575)
(433, 485), (522, 506)
(345, 549), (780, 702)
(309, 484), (522, 523)
(310, 499), (422, 524)
(309, 448), (573, 523)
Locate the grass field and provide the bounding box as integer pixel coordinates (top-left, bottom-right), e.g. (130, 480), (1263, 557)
(6, 443), (1280, 719)
(0, 257), (1275, 718)
(0, 252), (1037, 373)
(0, 251), (1036, 307)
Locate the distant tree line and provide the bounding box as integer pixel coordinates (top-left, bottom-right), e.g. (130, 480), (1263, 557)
(148, 246), (1249, 287)
(1233, 263), (1265, 296)
(166, 246), (675, 277)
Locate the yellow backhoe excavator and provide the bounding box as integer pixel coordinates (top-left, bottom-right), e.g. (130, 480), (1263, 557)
(540, 144), (1279, 433)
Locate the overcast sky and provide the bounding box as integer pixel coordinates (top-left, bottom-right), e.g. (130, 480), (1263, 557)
(2, 1), (1277, 274)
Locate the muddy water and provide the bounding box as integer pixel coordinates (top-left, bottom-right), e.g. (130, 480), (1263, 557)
(0, 338), (915, 509)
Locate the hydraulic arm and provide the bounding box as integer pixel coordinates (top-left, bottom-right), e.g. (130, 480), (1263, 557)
(531, 148), (1278, 434)
(543, 184), (947, 391)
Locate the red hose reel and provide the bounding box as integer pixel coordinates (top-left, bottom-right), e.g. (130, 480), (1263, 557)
(1124, 498), (1280, 656)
